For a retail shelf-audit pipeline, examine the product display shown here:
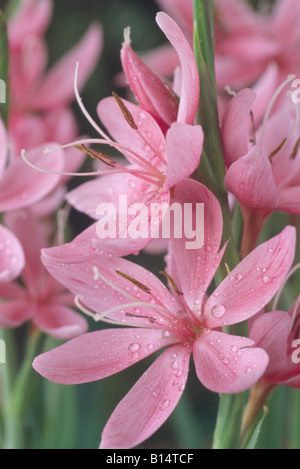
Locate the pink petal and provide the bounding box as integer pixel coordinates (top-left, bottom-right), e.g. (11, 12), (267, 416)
(100, 344), (191, 449)
(224, 145), (279, 213)
(164, 122), (203, 188)
(8, 0), (53, 49)
(251, 63), (279, 125)
(41, 249), (180, 329)
(156, 0), (193, 34)
(193, 330), (269, 393)
(121, 40), (178, 127)
(249, 311), (291, 379)
(32, 24), (103, 110)
(168, 179), (224, 310)
(34, 304), (88, 340)
(33, 328), (182, 384)
(0, 118), (8, 177)
(204, 226), (296, 329)
(221, 88), (256, 167)
(0, 143), (64, 211)
(156, 12), (199, 125)
(97, 97), (166, 163)
(0, 224), (25, 282)
(278, 186), (300, 215)
(0, 299), (34, 327)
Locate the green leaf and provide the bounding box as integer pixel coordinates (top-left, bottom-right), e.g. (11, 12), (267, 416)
(244, 406), (269, 449)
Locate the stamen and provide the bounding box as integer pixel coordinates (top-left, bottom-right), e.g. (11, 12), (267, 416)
(159, 271), (183, 296)
(224, 85), (237, 97)
(289, 137), (300, 160)
(21, 149), (104, 177)
(125, 312), (156, 324)
(74, 62), (112, 141)
(116, 270), (151, 294)
(268, 137), (288, 162)
(249, 111), (256, 145)
(112, 92), (167, 166)
(74, 295), (137, 327)
(92, 266), (137, 302)
(123, 26), (131, 45)
(75, 144), (117, 167)
(260, 74), (296, 144)
(112, 91), (138, 130)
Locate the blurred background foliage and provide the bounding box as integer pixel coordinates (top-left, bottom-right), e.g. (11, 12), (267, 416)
(0, 0), (298, 450)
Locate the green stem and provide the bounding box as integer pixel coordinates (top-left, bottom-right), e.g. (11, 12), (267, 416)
(212, 392), (246, 449)
(0, 328), (44, 449)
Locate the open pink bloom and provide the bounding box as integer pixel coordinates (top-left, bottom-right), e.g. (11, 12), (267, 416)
(60, 12), (202, 256)
(63, 98), (203, 255)
(0, 209), (87, 339)
(33, 180), (296, 448)
(221, 86), (300, 223)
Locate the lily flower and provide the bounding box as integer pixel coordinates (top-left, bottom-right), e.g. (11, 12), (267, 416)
(32, 180), (296, 449)
(221, 78), (300, 256)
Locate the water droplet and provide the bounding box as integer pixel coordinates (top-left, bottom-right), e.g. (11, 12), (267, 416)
(212, 304), (226, 319)
(147, 344), (154, 351)
(162, 330), (170, 338)
(262, 276), (269, 284)
(235, 273), (243, 281)
(128, 343), (140, 353)
(159, 399), (170, 411)
(231, 345), (238, 353)
(171, 361), (179, 370)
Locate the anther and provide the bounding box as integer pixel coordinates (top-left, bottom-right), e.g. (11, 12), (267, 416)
(159, 271), (183, 296)
(112, 91), (139, 130)
(268, 137), (287, 162)
(289, 137), (300, 160)
(116, 270), (151, 294)
(75, 144), (117, 167)
(125, 312), (156, 324)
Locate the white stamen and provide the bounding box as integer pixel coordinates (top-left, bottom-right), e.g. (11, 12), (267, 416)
(21, 149), (105, 177)
(123, 26), (131, 45)
(260, 74), (296, 144)
(224, 85), (237, 97)
(74, 62), (111, 141)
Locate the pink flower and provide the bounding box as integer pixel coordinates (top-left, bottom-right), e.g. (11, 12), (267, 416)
(33, 180), (296, 448)
(249, 288), (300, 389)
(0, 209), (87, 339)
(120, 12), (199, 130)
(221, 85), (300, 220)
(58, 12), (202, 256)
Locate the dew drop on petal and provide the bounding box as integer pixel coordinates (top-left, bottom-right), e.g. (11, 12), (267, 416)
(161, 331), (170, 338)
(128, 343), (140, 353)
(212, 304), (226, 319)
(262, 276), (269, 284)
(159, 400), (170, 411)
(235, 273), (243, 281)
